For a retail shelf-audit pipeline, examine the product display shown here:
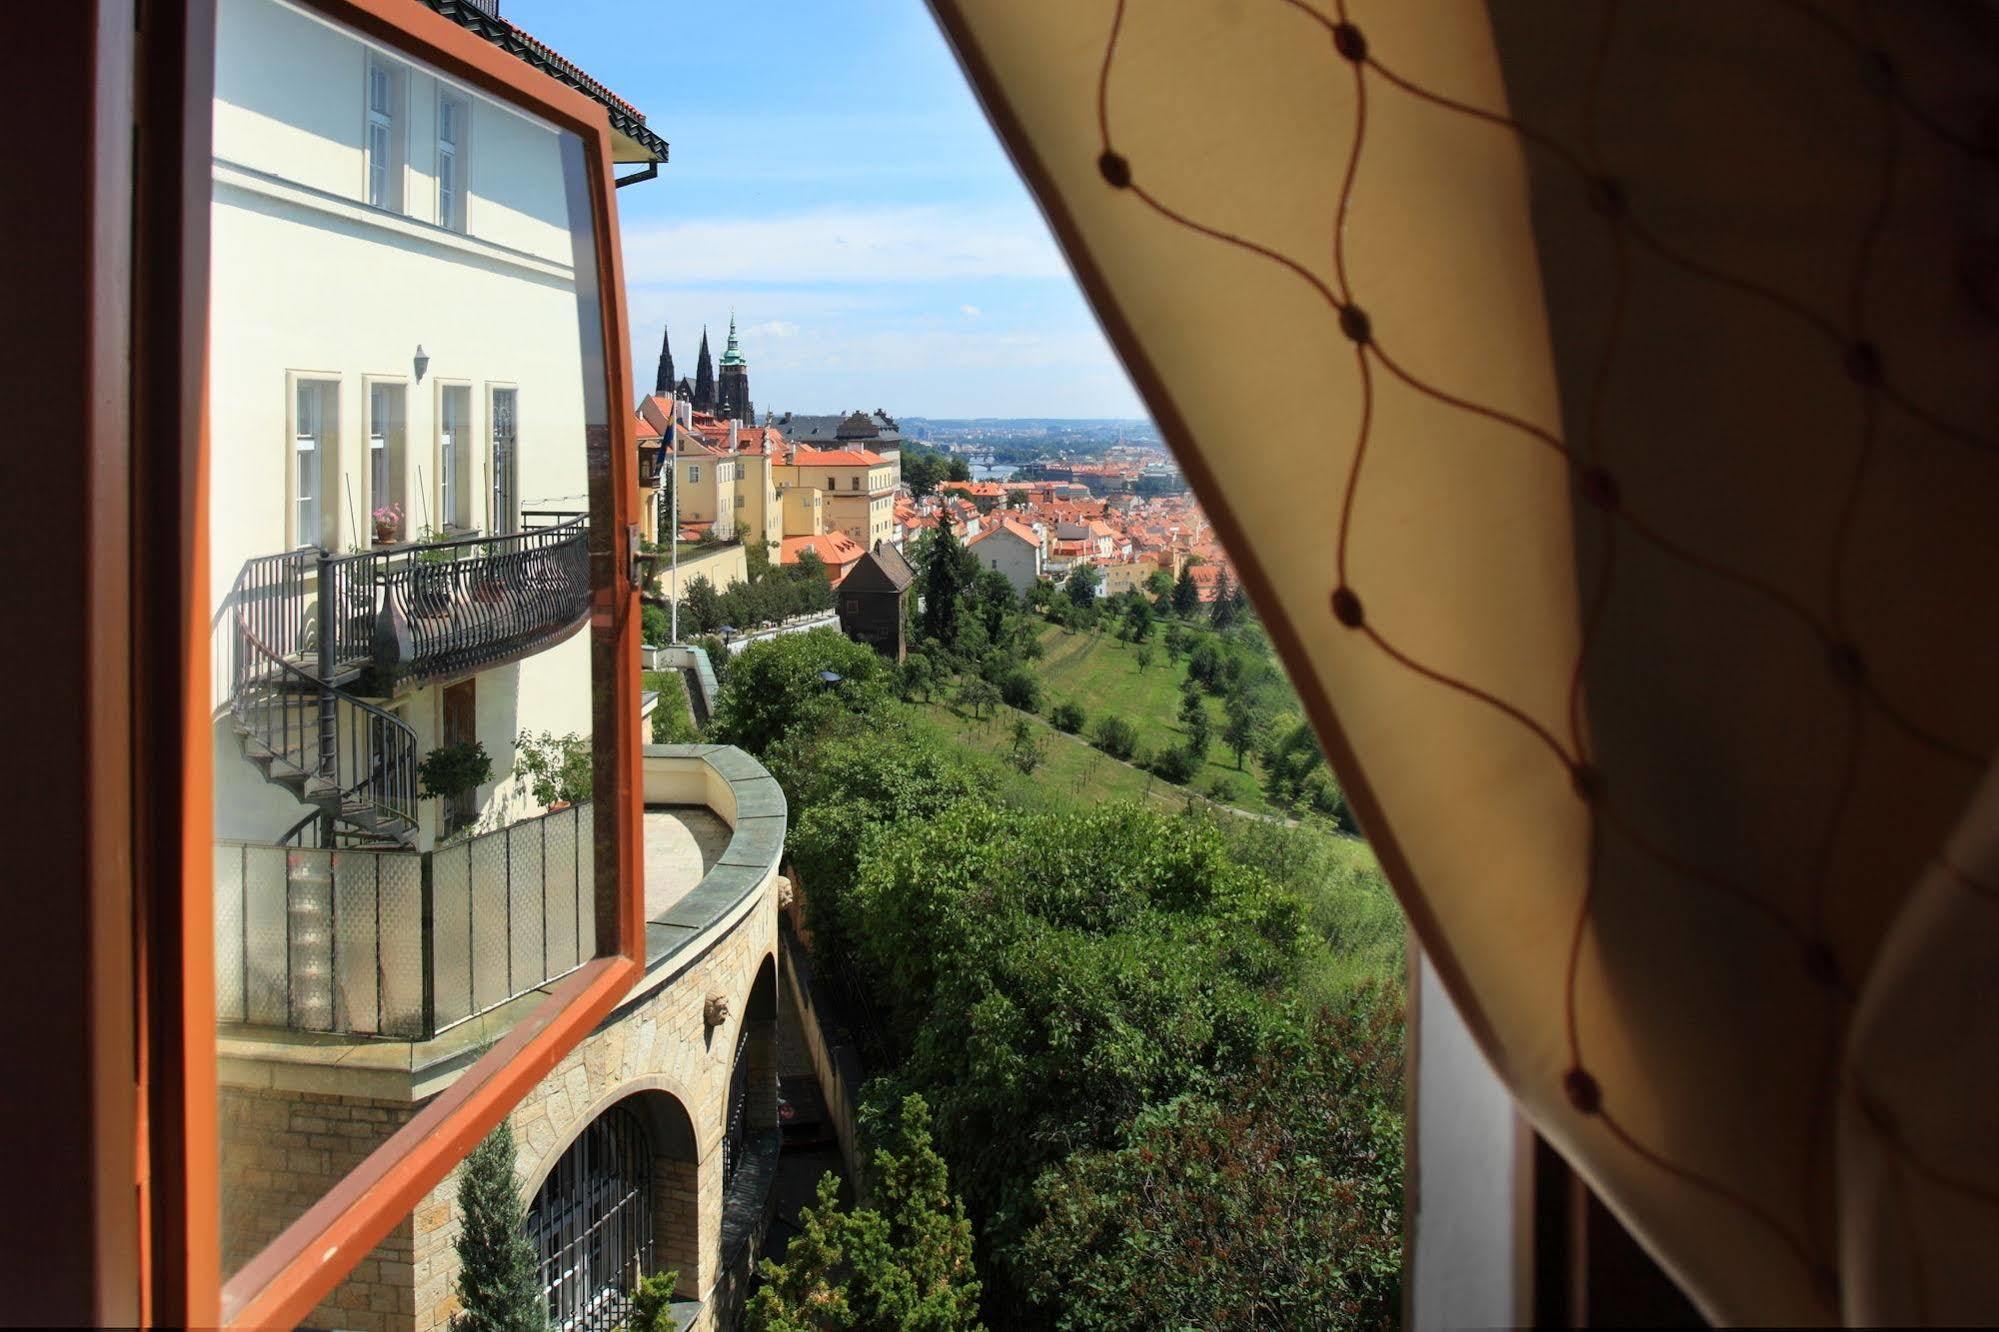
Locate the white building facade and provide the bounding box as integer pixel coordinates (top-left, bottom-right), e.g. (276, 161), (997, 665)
(210, 0), (606, 850)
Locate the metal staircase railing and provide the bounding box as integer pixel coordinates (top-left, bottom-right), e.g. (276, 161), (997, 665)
(226, 549), (419, 848)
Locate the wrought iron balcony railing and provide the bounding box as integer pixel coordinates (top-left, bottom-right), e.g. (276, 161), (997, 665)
(370, 515), (591, 687)
(215, 799), (595, 1040)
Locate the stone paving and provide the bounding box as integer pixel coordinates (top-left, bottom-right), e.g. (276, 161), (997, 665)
(644, 805), (733, 919)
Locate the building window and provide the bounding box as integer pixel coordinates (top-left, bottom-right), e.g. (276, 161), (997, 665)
(365, 56), (404, 211)
(688, 464), (700, 484)
(367, 380), (406, 544)
(439, 382), (472, 531)
(851, 475), (861, 491)
(437, 90), (467, 231)
(490, 386), (517, 534)
(292, 377), (339, 550)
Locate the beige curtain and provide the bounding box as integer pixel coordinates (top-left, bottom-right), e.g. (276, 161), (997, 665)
(925, 0), (1999, 1323)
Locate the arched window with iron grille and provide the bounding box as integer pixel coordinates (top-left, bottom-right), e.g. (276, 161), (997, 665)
(526, 1104), (655, 1331)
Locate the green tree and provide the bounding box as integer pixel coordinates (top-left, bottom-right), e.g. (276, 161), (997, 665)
(749, 1097), (983, 1332)
(955, 674), (1002, 721)
(1171, 566), (1202, 618)
(1049, 699), (1085, 734)
(1134, 641), (1156, 673)
(746, 1174), (851, 1332)
(1209, 566), (1238, 629)
(682, 574), (721, 636)
(1224, 684), (1273, 770)
(1007, 718), (1046, 775)
(453, 1118), (544, 1332)
(921, 517), (970, 648)
(1181, 692), (1214, 760)
(1018, 993), (1404, 1331)
(1091, 715), (1140, 761)
(710, 629), (890, 757)
(1145, 567), (1174, 599)
(946, 456), (972, 483)
(1005, 488), (1029, 509)
(642, 603), (670, 647)
(904, 449), (944, 499)
(1065, 562), (1099, 609)
(899, 650), (938, 703)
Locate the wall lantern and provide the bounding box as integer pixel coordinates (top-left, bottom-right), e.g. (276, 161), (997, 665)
(413, 344), (430, 382)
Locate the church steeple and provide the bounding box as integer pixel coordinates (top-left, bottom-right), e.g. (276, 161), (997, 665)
(693, 328), (715, 413)
(716, 312), (752, 425)
(654, 324), (675, 395)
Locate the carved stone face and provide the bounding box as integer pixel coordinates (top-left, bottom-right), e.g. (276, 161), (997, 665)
(703, 994), (730, 1030)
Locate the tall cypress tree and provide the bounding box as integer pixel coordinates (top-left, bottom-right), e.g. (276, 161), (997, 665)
(454, 1118), (545, 1332)
(922, 516), (966, 649)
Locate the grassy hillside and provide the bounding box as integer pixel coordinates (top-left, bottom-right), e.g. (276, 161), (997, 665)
(910, 696), (1403, 995)
(1031, 620), (1302, 816)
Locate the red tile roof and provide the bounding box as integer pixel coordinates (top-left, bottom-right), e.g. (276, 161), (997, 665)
(787, 448), (885, 467)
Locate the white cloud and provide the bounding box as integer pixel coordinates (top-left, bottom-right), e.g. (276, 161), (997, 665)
(619, 205), (1070, 286)
(959, 304), (981, 318)
(748, 320), (799, 338)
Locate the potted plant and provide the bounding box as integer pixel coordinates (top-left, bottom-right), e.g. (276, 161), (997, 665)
(371, 500), (404, 546)
(418, 740), (492, 835)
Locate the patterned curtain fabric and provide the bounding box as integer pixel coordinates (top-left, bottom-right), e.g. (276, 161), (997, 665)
(924, 1), (1999, 1323)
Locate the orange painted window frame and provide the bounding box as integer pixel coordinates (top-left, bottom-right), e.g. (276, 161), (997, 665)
(145, 2), (649, 1324)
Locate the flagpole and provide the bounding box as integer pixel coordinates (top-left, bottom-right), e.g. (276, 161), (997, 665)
(670, 415), (681, 644)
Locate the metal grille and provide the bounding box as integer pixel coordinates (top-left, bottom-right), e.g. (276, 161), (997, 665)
(722, 1021), (751, 1189)
(527, 1105), (655, 1332)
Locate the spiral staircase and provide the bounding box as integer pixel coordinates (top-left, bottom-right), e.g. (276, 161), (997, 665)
(225, 548), (420, 849)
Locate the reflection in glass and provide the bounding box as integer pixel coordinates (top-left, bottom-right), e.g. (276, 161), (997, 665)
(209, 0), (608, 1299)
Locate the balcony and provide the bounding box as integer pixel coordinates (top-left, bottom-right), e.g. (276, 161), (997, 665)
(232, 513), (590, 698)
(215, 745), (786, 1097)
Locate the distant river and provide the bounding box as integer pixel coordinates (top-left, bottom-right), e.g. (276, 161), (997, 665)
(971, 463), (1017, 482)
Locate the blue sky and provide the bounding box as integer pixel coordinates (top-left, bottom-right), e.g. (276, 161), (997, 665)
(507, 0), (1146, 419)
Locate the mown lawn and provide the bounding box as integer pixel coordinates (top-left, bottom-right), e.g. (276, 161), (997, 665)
(1030, 620), (1302, 816)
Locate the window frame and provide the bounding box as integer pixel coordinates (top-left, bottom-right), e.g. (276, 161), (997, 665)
(487, 380), (519, 535)
(285, 370), (342, 550)
(362, 51), (405, 212)
(435, 376), (475, 534)
(436, 83), (468, 232)
(137, 2), (651, 1324)
(362, 373), (409, 545)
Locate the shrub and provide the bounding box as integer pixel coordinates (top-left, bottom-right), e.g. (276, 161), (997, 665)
(453, 1119), (542, 1331)
(647, 671), (699, 744)
(641, 603), (670, 647)
(1092, 715), (1139, 761)
(630, 1269), (682, 1332)
(515, 730), (590, 807)
(1050, 700), (1086, 734)
(995, 666), (1041, 713)
(1150, 742), (1202, 786)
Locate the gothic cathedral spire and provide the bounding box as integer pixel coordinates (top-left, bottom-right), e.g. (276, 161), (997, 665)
(693, 327), (716, 413)
(654, 324), (675, 395)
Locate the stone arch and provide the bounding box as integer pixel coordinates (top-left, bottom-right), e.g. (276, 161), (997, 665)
(519, 1081), (705, 1315)
(722, 953), (780, 1187)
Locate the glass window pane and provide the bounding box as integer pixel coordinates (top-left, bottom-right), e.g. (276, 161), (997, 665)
(208, 0), (624, 1308)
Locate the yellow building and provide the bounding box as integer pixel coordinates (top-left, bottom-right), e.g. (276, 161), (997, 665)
(775, 447), (896, 550)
